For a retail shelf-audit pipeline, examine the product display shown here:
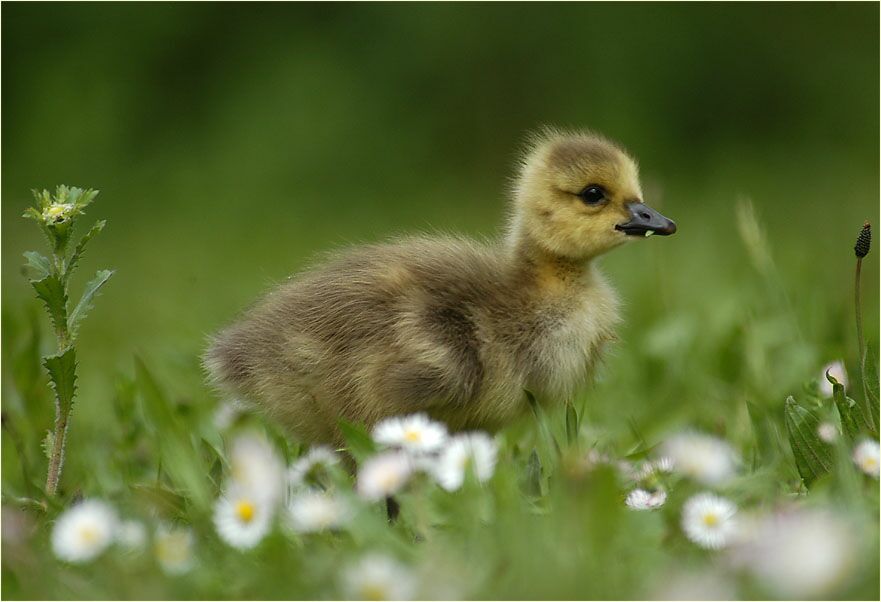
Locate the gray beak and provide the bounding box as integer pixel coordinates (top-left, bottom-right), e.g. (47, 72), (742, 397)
(615, 202), (677, 236)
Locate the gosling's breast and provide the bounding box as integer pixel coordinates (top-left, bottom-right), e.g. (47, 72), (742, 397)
(526, 276), (621, 401)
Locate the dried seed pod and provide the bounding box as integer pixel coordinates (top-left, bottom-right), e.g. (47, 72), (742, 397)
(855, 222), (871, 258)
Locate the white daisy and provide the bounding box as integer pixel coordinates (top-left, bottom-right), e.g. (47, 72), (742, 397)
(116, 519), (147, 552)
(616, 460), (639, 480)
(852, 438), (880, 478)
(373, 413), (448, 454)
(213, 487), (274, 550)
(341, 553), (417, 601)
(433, 432), (498, 491)
(681, 493), (738, 549)
(653, 456), (675, 474)
(585, 448), (612, 467)
(288, 445), (340, 491)
(625, 488), (667, 510)
(730, 509), (856, 598)
(817, 421), (839, 443)
(357, 451), (413, 501)
(213, 399), (245, 431)
(819, 360), (848, 397)
(633, 456), (676, 481)
(228, 432), (285, 505)
(287, 491), (351, 533)
(154, 525), (195, 575)
(51, 499), (118, 563)
(661, 432), (737, 485)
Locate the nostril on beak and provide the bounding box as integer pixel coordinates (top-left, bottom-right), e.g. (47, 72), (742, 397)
(639, 211), (651, 220)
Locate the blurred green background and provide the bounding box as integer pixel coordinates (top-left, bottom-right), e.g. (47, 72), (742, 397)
(3, 3), (878, 465)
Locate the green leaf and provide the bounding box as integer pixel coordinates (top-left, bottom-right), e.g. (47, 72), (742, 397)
(43, 347), (77, 414)
(565, 402), (578, 446)
(524, 389), (562, 460)
(67, 187), (99, 211)
(135, 358), (177, 428)
(784, 396), (833, 487)
(831, 381), (861, 442)
(829, 370), (875, 439)
(23, 251), (51, 279)
(31, 188), (51, 210)
(65, 220), (106, 278)
(135, 357), (210, 509)
(746, 400), (779, 469)
(22, 207), (42, 221)
(131, 483), (188, 520)
(338, 419), (377, 463)
(523, 448), (543, 497)
(68, 269), (113, 336)
(30, 274), (68, 337)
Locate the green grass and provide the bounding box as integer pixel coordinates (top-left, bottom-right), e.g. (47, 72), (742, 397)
(1, 181), (878, 599)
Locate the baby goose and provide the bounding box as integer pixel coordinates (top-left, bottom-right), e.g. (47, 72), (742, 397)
(205, 129), (676, 445)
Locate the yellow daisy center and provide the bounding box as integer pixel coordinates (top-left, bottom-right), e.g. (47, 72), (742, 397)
(235, 500), (256, 524)
(403, 429), (422, 443)
(156, 533), (190, 565)
(79, 525), (100, 544)
(702, 512), (719, 527)
(360, 583), (388, 601)
(863, 457), (878, 470)
(379, 471), (399, 490)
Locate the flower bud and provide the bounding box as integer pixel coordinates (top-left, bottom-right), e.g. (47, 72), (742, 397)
(855, 222), (871, 258)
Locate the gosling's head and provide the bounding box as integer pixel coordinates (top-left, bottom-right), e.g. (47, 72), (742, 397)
(510, 128), (676, 260)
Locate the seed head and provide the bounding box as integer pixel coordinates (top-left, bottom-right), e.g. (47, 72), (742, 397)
(855, 222), (871, 258)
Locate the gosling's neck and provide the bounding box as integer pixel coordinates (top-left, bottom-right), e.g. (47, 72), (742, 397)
(505, 227), (597, 297)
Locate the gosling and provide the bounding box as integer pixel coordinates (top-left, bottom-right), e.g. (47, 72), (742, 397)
(205, 129), (676, 445)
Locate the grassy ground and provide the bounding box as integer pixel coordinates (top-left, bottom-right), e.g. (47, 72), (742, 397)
(2, 172), (878, 599)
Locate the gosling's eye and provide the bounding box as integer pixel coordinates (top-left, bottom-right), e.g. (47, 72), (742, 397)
(578, 185), (606, 205)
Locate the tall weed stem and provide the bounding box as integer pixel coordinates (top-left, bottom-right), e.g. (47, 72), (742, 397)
(22, 186), (114, 498)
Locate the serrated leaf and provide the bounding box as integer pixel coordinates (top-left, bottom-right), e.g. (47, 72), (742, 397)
(338, 419), (376, 463)
(23, 251), (51, 279)
(523, 449), (543, 497)
(135, 358), (210, 509)
(785, 396), (833, 487)
(43, 347), (77, 414)
(65, 220), (106, 278)
(68, 269), (113, 336)
(565, 402), (578, 446)
(30, 274), (68, 336)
